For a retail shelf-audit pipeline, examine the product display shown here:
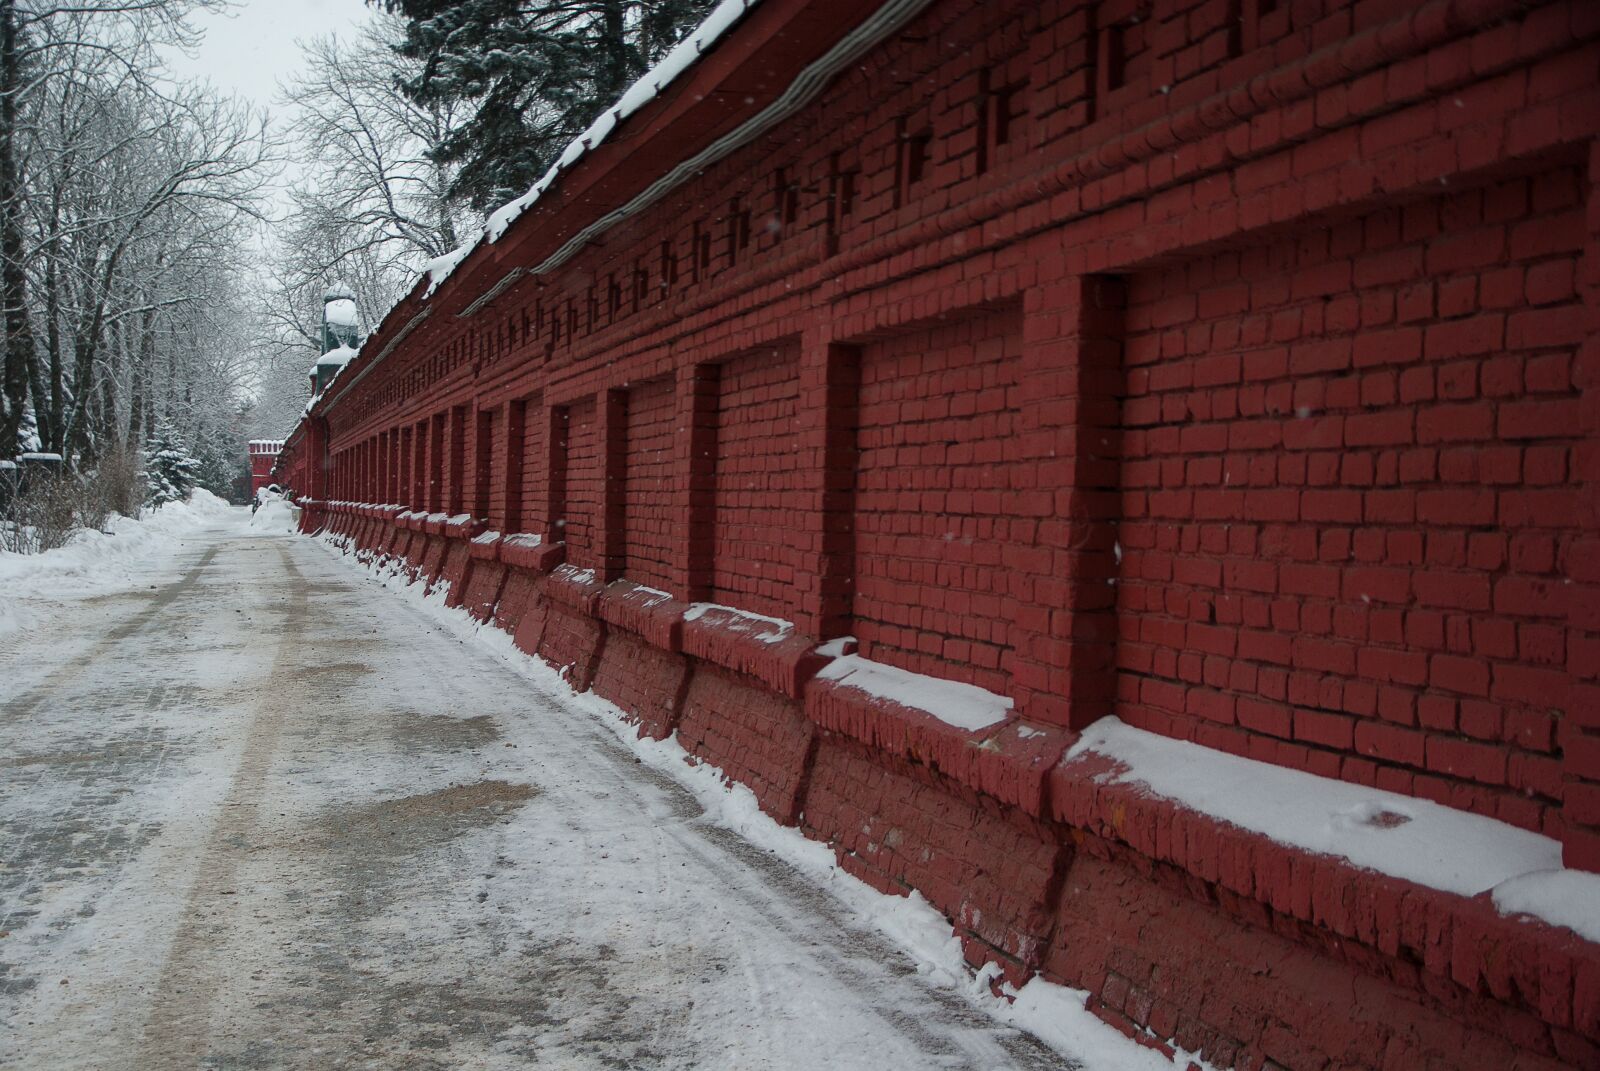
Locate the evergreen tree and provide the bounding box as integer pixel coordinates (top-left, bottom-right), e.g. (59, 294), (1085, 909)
(371, 0), (718, 211)
(143, 420), (201, 507)
(192, 421), (247, 501)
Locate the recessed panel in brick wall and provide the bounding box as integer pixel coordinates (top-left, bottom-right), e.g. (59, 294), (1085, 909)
(1117, 164), (1586, 835)
(478, 408), (501, 524)
(852, 304), (1024, 695)
(713, 343), (803, 621)
(623, 376), (675, 590)
(561, 397), (600, 570)
(518, 392), (546, 533)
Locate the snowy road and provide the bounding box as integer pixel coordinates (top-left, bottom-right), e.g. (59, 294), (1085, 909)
(0, 516), (1087, 1070)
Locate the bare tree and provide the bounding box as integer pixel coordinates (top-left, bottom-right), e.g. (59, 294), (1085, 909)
(282, 18), (468, 270)
(0, 0), (229, 453)
(0, 0), (275, 524)
(247, 14), (469, 438)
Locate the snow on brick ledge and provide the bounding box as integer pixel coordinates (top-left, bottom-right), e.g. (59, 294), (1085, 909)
(814, 647), (1012, 734)
(1493, 870), (1600, 944)
(1064, 719), (1597, 930)
(683, 601), (793, 645)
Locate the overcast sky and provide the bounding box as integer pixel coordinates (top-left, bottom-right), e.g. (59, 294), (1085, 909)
(159, 0), (379, 246)
(164, 0), (374, 109)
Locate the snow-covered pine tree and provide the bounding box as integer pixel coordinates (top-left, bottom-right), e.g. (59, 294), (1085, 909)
(372, 0), (719, 210)
(143, 419), (202, 507)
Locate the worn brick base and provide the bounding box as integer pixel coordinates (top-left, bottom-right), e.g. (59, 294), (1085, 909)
(591, 628), (688, 739)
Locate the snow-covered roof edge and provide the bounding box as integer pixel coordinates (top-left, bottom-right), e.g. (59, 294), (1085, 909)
(421, 0), (761, 297)
(312, 0), (933, 422)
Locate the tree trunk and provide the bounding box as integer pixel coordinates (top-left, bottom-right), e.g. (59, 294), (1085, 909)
(596, 0), (630, 106)
(44, 195), (63, 452)
(127, 308), (153, 445)
(0, 0), (37, 455)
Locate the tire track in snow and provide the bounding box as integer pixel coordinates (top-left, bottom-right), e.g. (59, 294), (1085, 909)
(0, 545), (221, 727)
(136, 545), (309, 1069)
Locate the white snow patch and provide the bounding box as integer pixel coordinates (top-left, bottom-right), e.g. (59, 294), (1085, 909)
(422, 241), (475, 292)
(554, 564), (596, 586)
(1068, 718), (1562, 897)
(324, 296), (359, 327)
(816, 654), (1011, 733)
(1003, 979), (1221, 1071)
(314, 343), (358, 369)
(471, 529), (502, 545)
(0, 490), (240, 638)
(500, 532), (543, 549)
(250, 495), (300, 534)
(815, 635), (855, 658)
(1493, 869), (1600, 943)
(684, 601), (793, 643)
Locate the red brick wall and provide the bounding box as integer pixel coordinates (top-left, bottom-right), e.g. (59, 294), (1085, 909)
(852, 305), (1025, 695)
(1116, 165), (1586, 835)
(560, 398), (600, 569)
(622, 376), (676, 590)
(517, 394), (547, 534)
(280, 0), (1600, 1062)
(711, 343), (804, 619)
(287, 0), (1600, 849)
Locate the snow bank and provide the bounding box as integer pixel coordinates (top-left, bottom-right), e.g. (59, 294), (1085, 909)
(249, 494), (300, 534)
(1067, 718), (1562, 898)
(0, 489), (238, 638)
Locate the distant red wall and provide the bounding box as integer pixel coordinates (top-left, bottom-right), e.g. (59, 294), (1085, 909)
(248, 441), (281, 495)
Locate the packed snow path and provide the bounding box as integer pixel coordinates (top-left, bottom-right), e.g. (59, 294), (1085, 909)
(0, 519), (1079, 1070)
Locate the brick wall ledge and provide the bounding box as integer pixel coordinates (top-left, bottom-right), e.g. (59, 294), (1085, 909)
(680, 605), (824, 697)
(313, 516), (1600, 1068)
(500, 534), (563, 571)
(442, 514), (481, 539)
(1049, 750), (1600, 1059)
(467, 531), (502, 561)
(596, 581), (684, 652)
(807, 679), (1072, 819)
(543, 564), (606, 614)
